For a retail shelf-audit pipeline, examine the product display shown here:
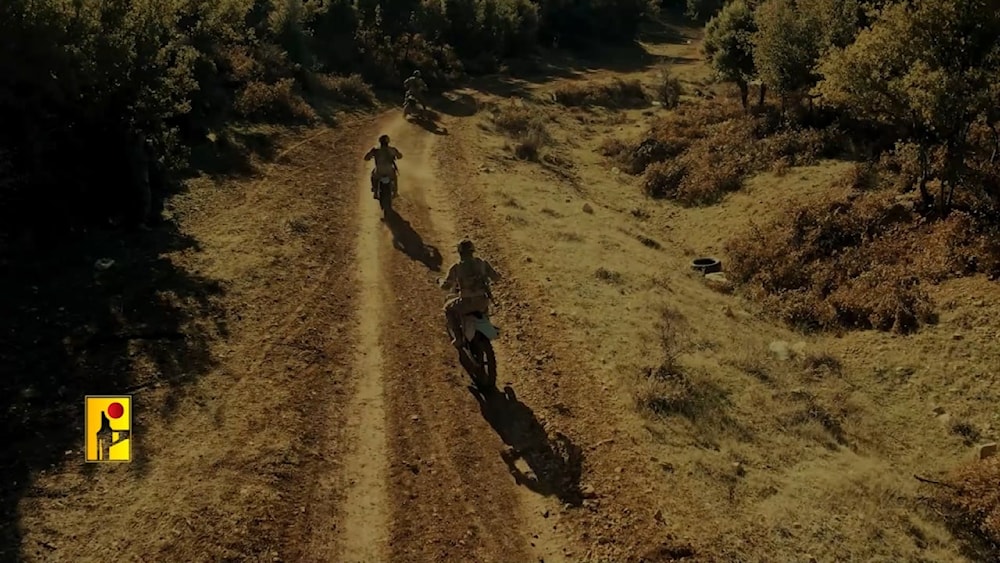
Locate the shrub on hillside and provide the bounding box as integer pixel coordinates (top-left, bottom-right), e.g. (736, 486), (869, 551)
(936, 458), (1000, 556)
(643, 161), (687, 199)
(234, 79), (318, 122)
(654, 67), (684, 109)
(305, 73), (377, 106)
(726, 188), (1000, 333)
(841, 161), (880, 191)
(675, 144), (745, 204)
(488, 101), (552, 160)
(611, 97), (842, 205)
(552, 78), (649, 108)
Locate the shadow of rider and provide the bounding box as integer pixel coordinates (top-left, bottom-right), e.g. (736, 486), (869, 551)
(472, 384), (584, 506)
(384, 210), (442, 272)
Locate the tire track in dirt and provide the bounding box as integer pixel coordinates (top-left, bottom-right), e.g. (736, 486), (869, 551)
(274, 118), (390, 563)
(436, 110), (687, 561)
(370, 113), (562, 562)
(315, 151), (394, 562)
(408, 118), (572, 562)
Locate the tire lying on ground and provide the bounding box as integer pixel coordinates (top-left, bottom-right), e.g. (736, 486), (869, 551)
(691, 257), (722, 275)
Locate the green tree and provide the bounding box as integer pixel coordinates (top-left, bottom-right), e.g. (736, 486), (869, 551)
(816, 0), (1000, 211)
(752, 0), (823, 107)
(703, 0), (756, 110)
(685, 0), (724, 22)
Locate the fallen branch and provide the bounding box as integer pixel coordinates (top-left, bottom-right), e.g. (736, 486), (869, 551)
(588, 438), (615, 450)
(914, 474), (960, 489)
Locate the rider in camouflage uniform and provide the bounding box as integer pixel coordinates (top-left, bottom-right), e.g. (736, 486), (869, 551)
(363, 134), (402, 198)
(439, 239), (502, 348)
(403, 70), (427, 110)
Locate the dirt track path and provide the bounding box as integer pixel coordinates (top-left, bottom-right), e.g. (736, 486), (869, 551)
(325, 113), (568, 562)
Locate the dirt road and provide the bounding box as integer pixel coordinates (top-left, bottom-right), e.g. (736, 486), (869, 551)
(15, 97), (679, 562)
(324, 113), (562, 561)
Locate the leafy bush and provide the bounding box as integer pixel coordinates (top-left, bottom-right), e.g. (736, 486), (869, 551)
(937, 458), (1000, 556)
(703, 0), (755, 108)
(643, 161), (687, 199)
(0, 0), (656, 237)
(488, 100), (551, 159)
(234, 79), (318, 122)
(685, 0), (725, 22)
(653, 68), (684, 109)
(726, 188), (1000, 333)
(304, 73), (377, 107)
(552, 78), (649, 108)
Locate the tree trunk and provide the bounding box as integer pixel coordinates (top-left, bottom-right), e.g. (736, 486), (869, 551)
(989, 122), (999, 164)
(758, 83), (766, 108)
(738, 80), (749, 113)
(917, 145), (933, 208)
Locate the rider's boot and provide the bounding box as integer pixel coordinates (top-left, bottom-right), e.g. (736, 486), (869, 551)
(448, 311), (464, 348)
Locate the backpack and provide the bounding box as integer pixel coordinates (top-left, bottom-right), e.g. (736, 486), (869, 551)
(458, 258), (489, 293)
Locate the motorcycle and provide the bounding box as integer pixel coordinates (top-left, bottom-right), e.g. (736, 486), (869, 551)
(372, 167), (397, 218)
(403, 92), (421, 119)
(444, 294), (500, 391)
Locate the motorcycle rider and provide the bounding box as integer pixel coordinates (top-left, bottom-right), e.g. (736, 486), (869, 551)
(364, 134), (403, 199)
(403, 70), (427, 111)
(439, 239), (502, 348)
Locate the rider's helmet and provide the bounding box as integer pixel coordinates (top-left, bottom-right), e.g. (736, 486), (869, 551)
(457, 239), (474, 256)
(379, 134), (390, 146)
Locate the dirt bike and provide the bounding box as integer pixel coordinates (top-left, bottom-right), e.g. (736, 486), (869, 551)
(372, 168), (397, 218)
(403, 92), (427, 117)
(403, 92), (423, 119)
(443, 292), (499, 391)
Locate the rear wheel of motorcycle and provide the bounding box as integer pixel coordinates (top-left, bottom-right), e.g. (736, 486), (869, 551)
(470, 333), (497, 390)
(379, 185), (392, 217)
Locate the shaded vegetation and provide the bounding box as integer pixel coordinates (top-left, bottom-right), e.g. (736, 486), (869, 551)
(552, 78), (649, 108)
(0, 0), (660, 238)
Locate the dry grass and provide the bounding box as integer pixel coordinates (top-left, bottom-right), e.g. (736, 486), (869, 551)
(552, 78), (649, 108)
(725, 186), (1000, 333)
(634, 308), (731, 422)
(465, 34), (1000, 561)
(488, 100), (552, 161)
